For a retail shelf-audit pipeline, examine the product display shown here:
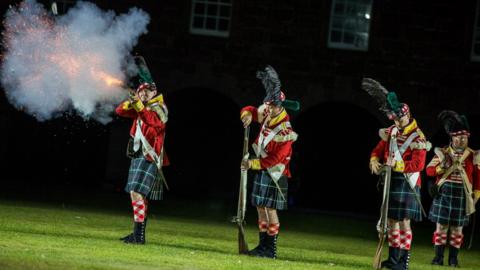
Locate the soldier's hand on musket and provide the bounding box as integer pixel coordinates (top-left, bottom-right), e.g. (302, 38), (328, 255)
(127, 88), (138, 102)
(241, 113), (252, 128)
(370, 158), (382, 175)
(240, 159), (250, 171)
(385, 157), (396, 168)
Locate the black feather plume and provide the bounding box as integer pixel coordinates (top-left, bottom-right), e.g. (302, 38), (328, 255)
(257, 65), (282, 105)
(361, 78), (389, 113)
(461, 115), (470, 131)
(438, 110), (465, 134)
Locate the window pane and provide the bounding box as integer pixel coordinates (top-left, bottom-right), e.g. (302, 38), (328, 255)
(219, 6), (231, 17)
(355, 33), (368, 47)
(207, 4), (218, 16)
(193, 16), (204, 28)
(356, 4), (368, 14)
(346, 3), (358, 16)
(332, 17), (343, 28)
(356, 19), (369, 32)
(206, 17), (217, 29)
(194, 3), (205, 15)
(343, 18), (355, 30)
(344, 31), (354, 43)
(218, 19), (229, 31)
(331, 30), (342, 42)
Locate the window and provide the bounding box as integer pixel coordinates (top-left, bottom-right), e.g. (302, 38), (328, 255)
(328, 0), (372, 51)
(472, 0), (480, 61)
(190, 0), (232, 38)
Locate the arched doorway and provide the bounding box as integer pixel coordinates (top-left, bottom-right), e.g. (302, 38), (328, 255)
(291, 102), (384, 214)
(164, 88), (242, 200)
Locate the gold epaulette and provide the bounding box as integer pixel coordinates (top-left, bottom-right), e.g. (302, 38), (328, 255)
(410, 140), (428, 150)
(273, 124), (298, 142)
(416, 128), (426, 139)
(378, 126), (394, 141)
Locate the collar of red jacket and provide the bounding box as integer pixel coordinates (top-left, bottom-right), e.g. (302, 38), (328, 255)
(267, 108), (289, 128)
(398, 118), (418, 135)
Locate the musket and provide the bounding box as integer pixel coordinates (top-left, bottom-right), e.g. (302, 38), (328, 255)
(232, 126), (250, 255)
(373, 165), (392, 269)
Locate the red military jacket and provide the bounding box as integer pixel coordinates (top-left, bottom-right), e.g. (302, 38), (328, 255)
(370, 119), (428, 186)
(115, 94), (169, 166)
(426, 146), (480, 198)
(240, 104), (298, 179)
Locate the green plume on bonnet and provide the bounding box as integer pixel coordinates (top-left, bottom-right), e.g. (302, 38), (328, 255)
(282, 99), (300, 112)
(137, 68), (154, 84)
(134, 56), (154, 84)
(386, 92), (402, 114)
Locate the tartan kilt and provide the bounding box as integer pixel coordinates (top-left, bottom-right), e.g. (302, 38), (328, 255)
(251, 170), (288, 210)
(429, 182), (469, 226)
(388, 172), (422, 222)
(125, 156), (164, 201)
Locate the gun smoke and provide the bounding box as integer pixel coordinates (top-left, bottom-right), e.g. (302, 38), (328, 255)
(1, 0), (150, 123)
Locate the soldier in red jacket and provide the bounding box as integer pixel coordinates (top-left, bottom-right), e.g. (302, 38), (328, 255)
(426, 111), (480, 267)
(240, 66), (298, 259)
(363, 78), (429, 270)
(115, 58), (169, 244)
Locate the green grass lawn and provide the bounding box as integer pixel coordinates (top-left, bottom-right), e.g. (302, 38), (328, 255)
(0, 198), (479, 270)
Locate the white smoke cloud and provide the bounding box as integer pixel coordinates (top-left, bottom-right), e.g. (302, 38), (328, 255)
(1, 0), (150, 123)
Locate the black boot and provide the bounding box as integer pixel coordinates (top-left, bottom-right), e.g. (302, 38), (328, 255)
(448, 247), (460, 267)
(124, 220), (147, 244)
(120, 218), (147, 241)
(248, 232), (267, 257)
(262, 234), (278, 259)
(431, 245), (445, 265)
(392, 249), (410, 270)
(119, 233), (133, 241)
(381, 247), (400, 269)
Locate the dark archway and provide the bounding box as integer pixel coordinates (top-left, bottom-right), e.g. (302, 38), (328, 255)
(291, 102), (384, 214)
(163, 88), (242, 201)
